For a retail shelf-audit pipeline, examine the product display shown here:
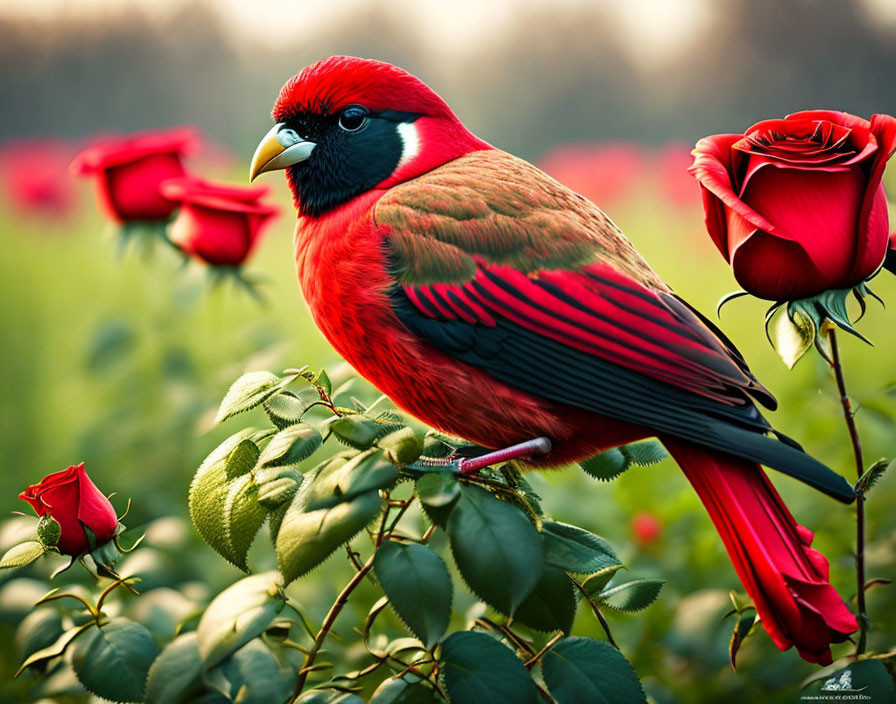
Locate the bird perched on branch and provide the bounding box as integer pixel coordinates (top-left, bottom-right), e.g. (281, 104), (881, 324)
(250, 56), (857, 664)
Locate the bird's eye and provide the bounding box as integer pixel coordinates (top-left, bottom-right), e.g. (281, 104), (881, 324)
(338, 106), (369, 132)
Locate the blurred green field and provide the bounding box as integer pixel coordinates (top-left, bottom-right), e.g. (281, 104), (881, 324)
(0, 168), (894, 704)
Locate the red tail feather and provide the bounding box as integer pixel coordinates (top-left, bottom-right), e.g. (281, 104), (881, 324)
(662, 437), (858, 665)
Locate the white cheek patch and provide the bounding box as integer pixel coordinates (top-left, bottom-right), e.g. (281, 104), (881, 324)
(396, 121), (421, 171)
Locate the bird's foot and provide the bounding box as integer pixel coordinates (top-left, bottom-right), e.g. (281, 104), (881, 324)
(410, 437), (552, 474)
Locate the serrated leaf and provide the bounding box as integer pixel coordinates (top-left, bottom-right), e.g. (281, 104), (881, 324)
(304, 450), (398, 511)
(620, 440), (668, 467)
(580, 565), (624, 596)
(856, 458), (891, 495)
(440, 631), (538, 704)
(370, 677), (441, 703)
(205, 639), (294, 704)
(263, 391), (306, 427)
(579, 448), (629, 481)
(197, 571), (285, 668)
(190, 431), (269, 570)
(542, 521), (620, 575)
(258, 474), (302, 508)
(216, 371), (285, 423)
(331, 415), (384, 449)
(313, 368), (332, 394)
(16, 608), (64, 663)
(0, 541), (47, 569)
(145, 632), (203, 704)
(729, 611), (756, 672)
(379, 427), (423, 467)
(373, 541), (452, 648)
(447, 485), (542, 614)
(542, 637), (646, 704)
(226, 439), (260, 479)
(595, 579), (664, 613)
(258, 424), (322, 468)
(71, 618), (159, 703)
(415, 472), (460, 528)
(276, 490), (383, 584)
(37, 515), (61, 547)
(513, 565), (577, 633)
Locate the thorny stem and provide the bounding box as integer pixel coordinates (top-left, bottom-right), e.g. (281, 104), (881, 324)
(289, 554), (375, 701)
(827, 328), (868, 655)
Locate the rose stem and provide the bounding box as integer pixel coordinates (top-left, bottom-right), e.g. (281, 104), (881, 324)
(827, 327), (867, 655)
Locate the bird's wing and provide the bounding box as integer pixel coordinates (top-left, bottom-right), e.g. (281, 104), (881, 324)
(375, 150), (853, 502)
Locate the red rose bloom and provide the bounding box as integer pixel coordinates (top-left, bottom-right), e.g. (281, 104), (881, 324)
(161, 177), (279, 266)
(0, 138), (77, 220)
(71, 128), (198, 223)
(19, 463), (118, 555)
(539, 142), (646, 207)
(632, 512), (662, 546)
(690, 111), (896, 300)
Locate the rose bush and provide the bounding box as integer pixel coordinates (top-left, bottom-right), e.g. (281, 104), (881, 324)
(690, 110), (896, 300)
(71, 128), (198, 222)
(161, 176), (279, 266)
(18, 463), (118, 555)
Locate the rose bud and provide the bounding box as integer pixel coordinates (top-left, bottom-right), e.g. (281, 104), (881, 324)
(632, 512), (662, 547)
(19, 463), (118, 556)
(71, 128), (199, 223)
(690, 111), (896, 301)
(160, 176), (279, 267)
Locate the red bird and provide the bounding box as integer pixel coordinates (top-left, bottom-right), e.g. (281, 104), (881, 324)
(250, 56), (858, 664)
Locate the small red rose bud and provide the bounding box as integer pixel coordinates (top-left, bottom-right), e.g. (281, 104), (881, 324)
(632, 512), (662, 547)
(71, 128), (199, 223)
(19, 463), (118, 556)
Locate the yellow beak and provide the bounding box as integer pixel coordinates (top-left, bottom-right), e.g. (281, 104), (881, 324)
(249, 123), (316, 181)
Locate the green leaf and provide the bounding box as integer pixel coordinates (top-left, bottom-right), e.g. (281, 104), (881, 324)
(369, 677), (441, 703)
(275, 490), (383, 584)
(258, 424), (322, 468)
(379, 427), (423, 467)
(206, 639), (294, 704)
(313, 368), (332, 394)
(71, 618), (160, 703)
(440, 631), (538, 704)
(258, 473), (302, 509)
(415, 472), (460, 528)
(728, 611), (756, 672)
(263, 391), (306, 428)
(447, 485), (542, 614)
(856, 458), (891, 495)
(37, 515), (61, 547)
(226, 438), (260, 479)
(15, 622), (94, 676)
(196, 571), (285, 668)
(620, 440), (668, 467)
(579, 448), (629, 481)
(580, 565), (624, 595)
(145, 632), (203, 704)
(541, 521), (620, 575)
(773, 305), (816, 369)
(542, 637), (646, 704)
(331, 414), (384, 449)
(216, 371), (286, 423)
(595, 579), (664, 613)
(16, 608), (63, 662)
(190, 431), (269, 570)
(373, 541), (452, 648)
(513, 566), (577, 633)
(0, 541), (47, 569)
(303, 450), (398, 510)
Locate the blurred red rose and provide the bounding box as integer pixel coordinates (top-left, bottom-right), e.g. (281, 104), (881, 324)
(19, 463), (118, 555)
(161, 176), (279, 266)
(0, 138), (77, 220)
(690, 110), (896, 300)
(539, 142), (647, 207)
(71, 128), (199, 223)
(656, 143), (701, 210)
(632, 512), (662, 546)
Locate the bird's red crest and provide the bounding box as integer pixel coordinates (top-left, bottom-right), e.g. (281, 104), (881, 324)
(273, 56), (453, 120)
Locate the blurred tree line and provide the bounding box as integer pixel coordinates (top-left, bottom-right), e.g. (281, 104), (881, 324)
(1, 0), (894, 160)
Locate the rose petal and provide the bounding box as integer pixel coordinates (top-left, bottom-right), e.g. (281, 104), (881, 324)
(730, 229), (825, 300)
